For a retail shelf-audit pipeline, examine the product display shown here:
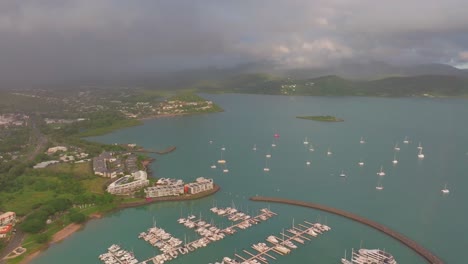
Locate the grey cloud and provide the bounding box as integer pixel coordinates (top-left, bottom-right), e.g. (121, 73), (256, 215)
(1, 0), (468, 84)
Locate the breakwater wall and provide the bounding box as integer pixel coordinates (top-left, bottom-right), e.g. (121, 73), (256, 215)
(250, 196), (443, 264)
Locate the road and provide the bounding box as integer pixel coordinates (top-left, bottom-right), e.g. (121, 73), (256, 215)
(25, 115), (48, 162)
(0, 230), (25, 264)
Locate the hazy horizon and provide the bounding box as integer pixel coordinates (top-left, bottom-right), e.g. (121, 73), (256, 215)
(2, 1), (468, 85)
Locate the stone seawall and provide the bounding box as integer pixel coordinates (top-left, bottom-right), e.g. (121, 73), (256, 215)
(250, 196), (444, 264)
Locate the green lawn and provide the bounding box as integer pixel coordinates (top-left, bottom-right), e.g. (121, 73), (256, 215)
(81, 177), (108, 194)
(43, 162), (94, 178)
(0, 190), (55, 216)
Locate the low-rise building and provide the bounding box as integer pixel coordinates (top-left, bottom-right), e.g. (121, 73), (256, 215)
(0, 212), (16, 226)
(47, 146), (68, 154)
(184, 177), (214, 195)
(93, 152), (121, 178)
(145, 184), (185, 198)
(0, 224), (13, 238)
(33, 160), (60, 169)
(106, 170), (149, 195)
(145, 177), (214, 198)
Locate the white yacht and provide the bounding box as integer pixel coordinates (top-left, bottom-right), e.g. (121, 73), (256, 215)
(217, 150), (226, 164)
(309, 143), (315, 152)
(392, 153), (398, 165)
(223, 168), (229, 173)
(441, 184), (450, 194)
(303, 137), (309, 145)
(327, 148), (332, 156)
(376, 183), (384, 190)
(272, 140), (277, 147)
(358, 160), (364, 166)
(418, 149), (425, 159)
(266, 153), (271, 158)
(403, 136), (409, 144)
(341, 249), (353, 264)
(263, 156), (270, 172)
(417, 142), (423, 150)
(306, 160), (311, 166)
(377, 166), (385, 176)
(266, 235), (279, 244)
(360, 137), (365, 144)
(252, 144), (257, 151)
(210, 164), (217, 169)
(394, 142), (400, 151)
(283, 240), (297, 249)
(340, 170), (346, 177)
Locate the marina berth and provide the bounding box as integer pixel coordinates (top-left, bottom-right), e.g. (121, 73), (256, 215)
(120, 207), (278, 264)
(216, 220), (331, 263)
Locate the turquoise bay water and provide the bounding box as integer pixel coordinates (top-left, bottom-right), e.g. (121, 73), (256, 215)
(32, 94), (468, 264)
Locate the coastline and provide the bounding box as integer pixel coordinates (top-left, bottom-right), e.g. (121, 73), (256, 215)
(50, 223), (82, 244)
(10, 108), (222, 264)
(118, 184), (220, 209)
(138, 109), (224, 121)
(16, 186), (219, 264)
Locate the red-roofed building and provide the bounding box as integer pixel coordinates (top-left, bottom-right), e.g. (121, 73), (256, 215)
(0, 212), (16, 226)
(0, 224), (12, 238)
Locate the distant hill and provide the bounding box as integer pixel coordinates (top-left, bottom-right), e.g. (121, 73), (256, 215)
(197, 74), (468, 97)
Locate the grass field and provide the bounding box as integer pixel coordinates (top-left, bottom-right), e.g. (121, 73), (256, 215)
(81, 177), (108, 194)
(44, 162), (94, 178)
(0, 190), (55, 216)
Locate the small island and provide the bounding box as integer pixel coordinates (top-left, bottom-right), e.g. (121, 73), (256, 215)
(296, 115), (344, 122)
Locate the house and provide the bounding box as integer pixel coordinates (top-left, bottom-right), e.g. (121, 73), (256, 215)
(47, 146), (68, 154)
(0, 212), (16, 226)
(0, 225), (12, 238)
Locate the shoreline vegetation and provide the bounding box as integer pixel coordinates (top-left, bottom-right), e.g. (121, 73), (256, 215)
(296, 115), (344, 122)
(17, 186), (220, 264)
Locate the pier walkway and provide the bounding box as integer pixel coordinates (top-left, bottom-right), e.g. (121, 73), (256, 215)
(138, 209), (276, 264)
(223, 220), (330, 264)
(250, 196), (444, 264)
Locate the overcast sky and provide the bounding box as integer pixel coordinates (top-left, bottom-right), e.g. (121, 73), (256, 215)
(1, 0), (468, 82)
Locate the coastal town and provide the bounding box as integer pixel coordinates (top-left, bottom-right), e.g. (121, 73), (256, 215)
(0, 88), (224, 263)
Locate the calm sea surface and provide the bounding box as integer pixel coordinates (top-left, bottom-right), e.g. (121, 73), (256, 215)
(32, 94), (468, 264)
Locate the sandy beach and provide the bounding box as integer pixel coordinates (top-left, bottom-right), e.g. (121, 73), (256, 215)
(51, 223), (82, 244)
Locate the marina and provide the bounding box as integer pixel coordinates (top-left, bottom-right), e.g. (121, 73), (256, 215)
(100, 208), (277, 264)
(215, 220), (332, 264)
(29, 94), (467, 264)
(99, 244), (139, 264)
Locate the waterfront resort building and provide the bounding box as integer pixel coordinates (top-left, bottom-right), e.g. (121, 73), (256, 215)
(93, 152), (124, 178)
(106, 170), (149, 195)
(0, 212), (16, 226)
(184, 177), (214, 194)
(145, 177), (214, 198)
(145, 183), (185, 198)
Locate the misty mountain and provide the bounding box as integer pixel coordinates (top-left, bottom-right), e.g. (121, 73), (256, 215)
(279, 61), (468, 80)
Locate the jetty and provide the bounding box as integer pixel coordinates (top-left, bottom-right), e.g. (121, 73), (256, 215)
(135, 208), (276, 264)
(130, 146), (176, 155)
(218, 220), (331, 264)
(250, 196), (444, 264)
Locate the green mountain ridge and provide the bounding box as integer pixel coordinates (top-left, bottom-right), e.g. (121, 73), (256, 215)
(196, 74), (468, 97)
